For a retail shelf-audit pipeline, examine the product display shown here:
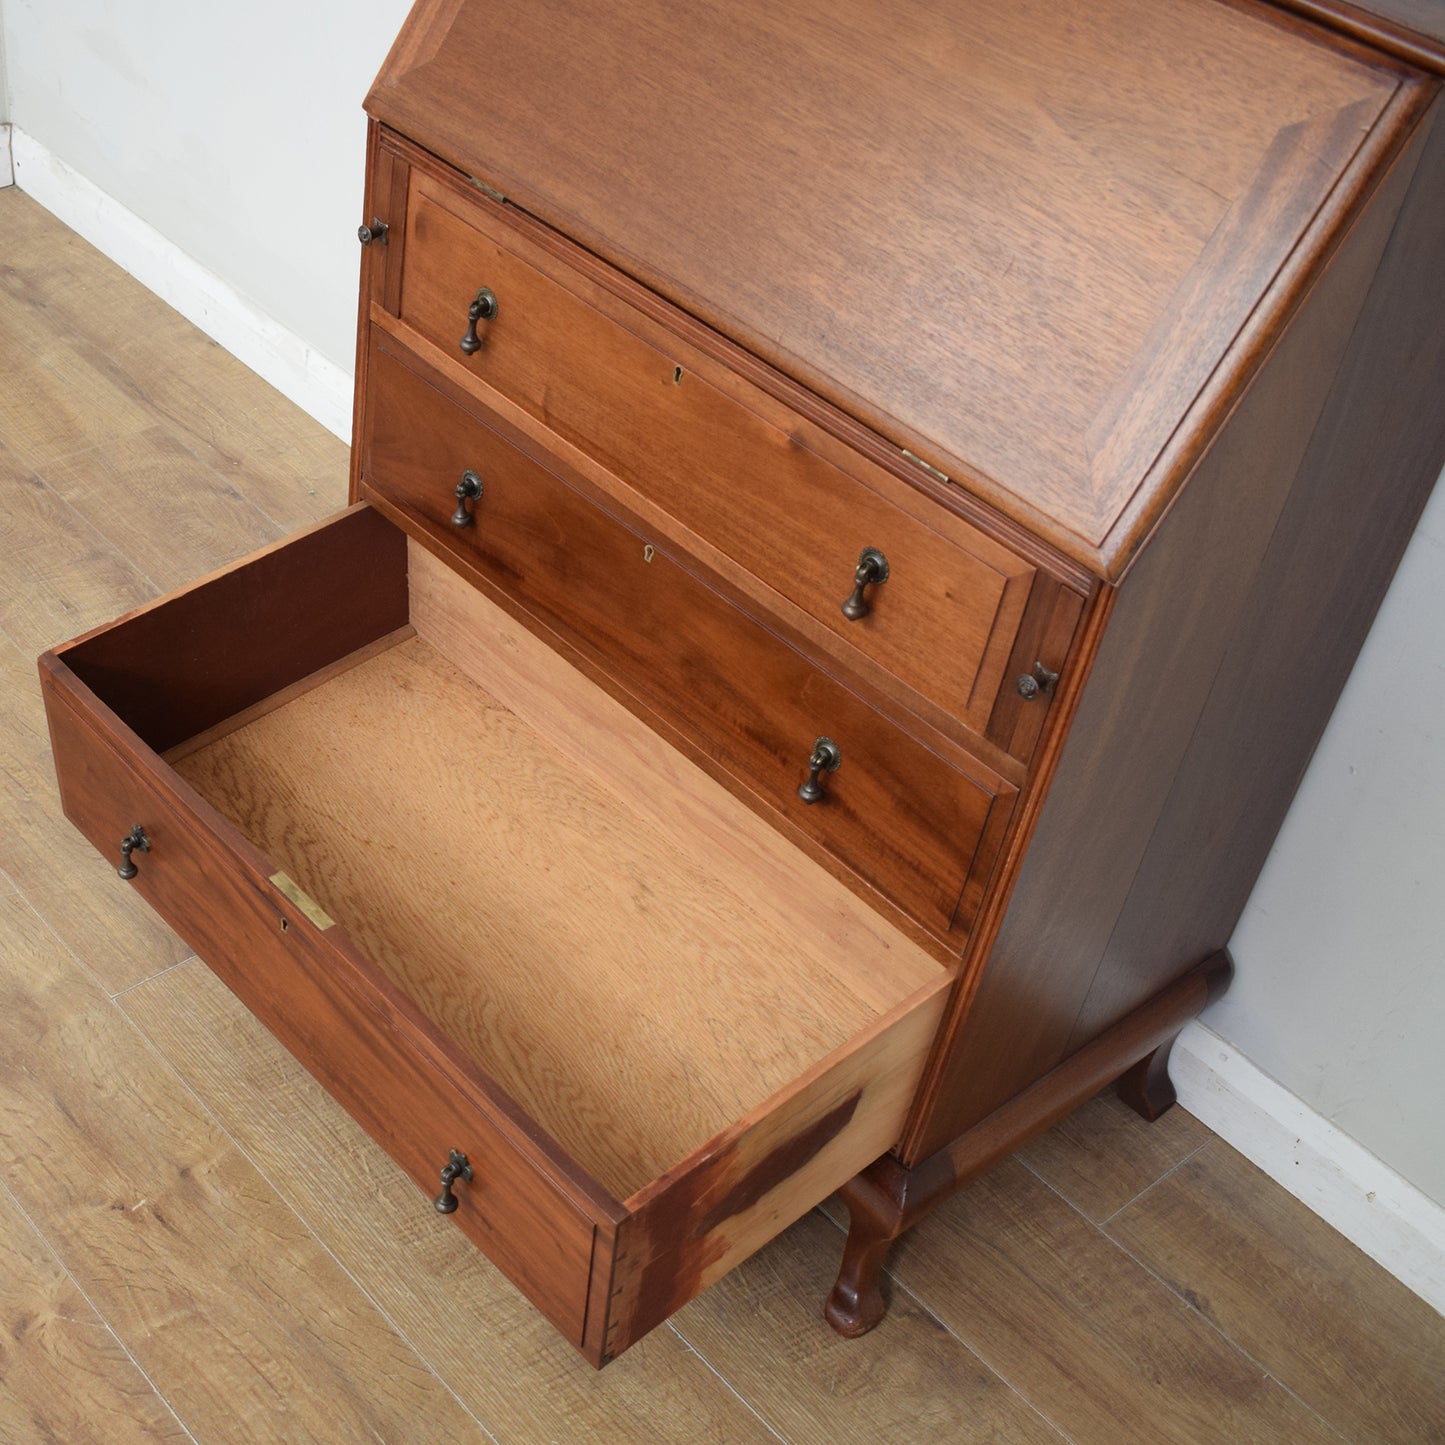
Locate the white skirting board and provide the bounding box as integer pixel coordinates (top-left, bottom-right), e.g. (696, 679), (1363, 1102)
(9, 128), (352, 441)
(0, 126), (14, 189)
(1174, 1021), (1445, 1316)
(8, 125), (1443, 1320)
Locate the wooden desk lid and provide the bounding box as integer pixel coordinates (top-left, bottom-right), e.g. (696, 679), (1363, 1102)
(369, 0), (1428, 578)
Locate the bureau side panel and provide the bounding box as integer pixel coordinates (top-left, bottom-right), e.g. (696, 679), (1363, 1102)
(904, 96), (1434, 1157)
(1069, 95), (1445, 1042)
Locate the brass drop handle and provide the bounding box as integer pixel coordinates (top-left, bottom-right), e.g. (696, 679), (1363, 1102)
(434, 1149), (473, 1214)
(798, 737), (842, 804)
(117, 824), (151, 880)
(840, 547), (890, 621)
(459, 287), (499, 354)
(451, 469), (484, 527)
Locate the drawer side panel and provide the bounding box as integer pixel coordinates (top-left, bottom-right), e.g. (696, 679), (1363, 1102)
(603, 974), (951, 1361)
(57, 506), (408, 754)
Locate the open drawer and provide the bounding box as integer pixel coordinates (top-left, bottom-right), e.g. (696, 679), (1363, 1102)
(39, 505), (952, 1366)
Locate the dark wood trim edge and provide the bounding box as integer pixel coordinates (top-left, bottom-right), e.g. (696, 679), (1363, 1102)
(1271, 0), (1445, 72)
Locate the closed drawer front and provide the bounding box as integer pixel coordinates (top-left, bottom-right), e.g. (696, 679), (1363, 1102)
(40, 505), (952, 1364)
(397, 168), (1038, 738)
(361, 337), (1014, 937)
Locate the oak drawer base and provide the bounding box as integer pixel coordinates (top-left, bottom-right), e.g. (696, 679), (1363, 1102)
(40, 504), (951, 1364)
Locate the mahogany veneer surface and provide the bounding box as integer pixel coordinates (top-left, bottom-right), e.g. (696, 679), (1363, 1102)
(369, 0), (1420, 572)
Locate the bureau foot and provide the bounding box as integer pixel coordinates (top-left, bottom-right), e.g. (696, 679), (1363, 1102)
(1115, 1037), (1180, 1122)
(823, 1182), (900, 1337)
(823, 951), (1232, 1339)
(823, 1152), (952, 1339)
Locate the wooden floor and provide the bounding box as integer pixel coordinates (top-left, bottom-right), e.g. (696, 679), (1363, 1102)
(1, 184), (1442, 1443)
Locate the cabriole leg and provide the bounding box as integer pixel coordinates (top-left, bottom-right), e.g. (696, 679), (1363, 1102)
(823, 1183), (901, 1338)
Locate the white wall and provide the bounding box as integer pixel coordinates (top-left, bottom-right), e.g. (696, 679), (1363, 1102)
(2, 0), (1442, 1251)
(1219, 479), (1445, 1203)
(1, 0), (411, 373)
(0, 0), (11, 124)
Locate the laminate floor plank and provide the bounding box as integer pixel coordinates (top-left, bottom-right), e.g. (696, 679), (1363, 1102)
(0, 1180), (190, 1444)
(846, 1159), (1342, 1445)
(95, 324), (352, 534)
(1107, 1140), (1445, 1444)
(0, 338), (158, 468)
(1017, 1088), (1213, 1222)
(40, 427), (286, 591)
(0, 190), (349, 533)
(0, 634), (190, 994)
(0, 880), (490, 1445)
(0, 442), (159, 656)
(118, 958), (785, 1444)
(672, 1208), (1067, 1444)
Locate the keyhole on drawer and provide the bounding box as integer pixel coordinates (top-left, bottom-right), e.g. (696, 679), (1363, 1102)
(672, 365), (684, 385)
(643, 543), (655, 563)
(279, 917), (289, 932)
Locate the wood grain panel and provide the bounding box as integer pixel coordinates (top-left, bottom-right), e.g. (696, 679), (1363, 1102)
(407, 540), (943, 1011)
(369, 0), (1412, 572)
(360, 352), (1012, 936)
(1071, 95), (1445, 1043)
(857, 1159), (1342, 1445)
(0, 879), (487, 1441)
(172, 633), (924, 1201)
(905, 96), (1425, 1156)
(0, 1174), (188, 1443)
(57, 504), (407, 753)
(1108, 1142), (1445, 1443)
(397, 172), (1038, 734)
(118, 958), (784, 1440)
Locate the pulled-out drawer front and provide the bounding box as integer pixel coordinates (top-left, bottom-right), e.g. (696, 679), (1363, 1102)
(361, 338), (1013, 937)
(40, 654), (602, 1348)
(397, 167), (1038, 737)
(39, 505), (952, 1365)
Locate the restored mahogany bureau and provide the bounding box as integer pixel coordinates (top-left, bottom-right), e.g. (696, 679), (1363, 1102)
(40, 0), (1445, 1365)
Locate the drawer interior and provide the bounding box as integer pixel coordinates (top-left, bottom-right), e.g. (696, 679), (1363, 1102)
(61, 508), (948, 1205)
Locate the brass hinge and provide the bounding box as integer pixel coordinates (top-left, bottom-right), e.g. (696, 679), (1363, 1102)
(901, 449), (950, 485)
(468, 176), (508, 204)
